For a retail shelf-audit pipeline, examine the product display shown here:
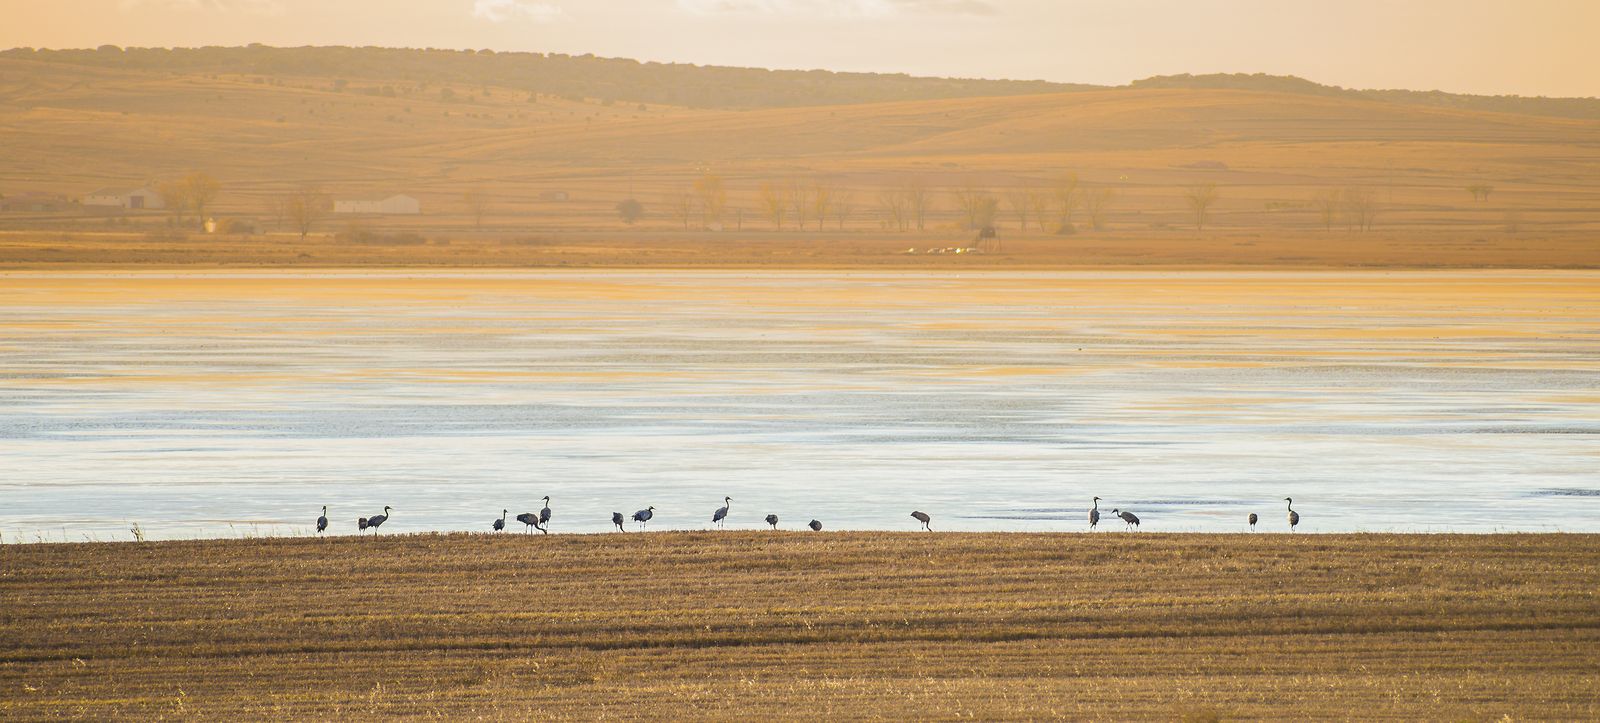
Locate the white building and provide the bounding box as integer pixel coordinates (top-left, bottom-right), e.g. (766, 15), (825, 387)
(333, 194), (420, 215)
(83, 187), (164, 210)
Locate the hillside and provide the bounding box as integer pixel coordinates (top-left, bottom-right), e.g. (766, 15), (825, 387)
(2, 533), (1596, 718)
(2, 50), (1599, 267)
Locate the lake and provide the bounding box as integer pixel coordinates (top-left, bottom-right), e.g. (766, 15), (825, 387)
(2, 269), (1596, 540)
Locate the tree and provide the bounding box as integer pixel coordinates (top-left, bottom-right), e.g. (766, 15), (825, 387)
(282, 187), (329, 241)
(693, 173), (726, 228)
(669, 191), (695, 230)
(1028, 186), (1054, 232)
(1467, 184), (1494, 202)
(463, 187), (487, 229)
(877, 188), (908, 232)
(953, 182), (997, 230)
(810, 179), (835, 232)
(1343, 186), (1378, 232)
(182, 172), (221, 228)
(1311, 189), (1342, 231)
(1184, 183), (1219, 232)
(615, 198), (644, 225)
(1004, 187), (1033, 232)
(759, 181), (786, 230)
(904, 177), (931, 231)
(157, 179), (190, 225)
(1050, 173), (1080, 233)
(832, 189), (855, 231)
(1083, 187), (1115, 231)
(787, 178), (812, 232)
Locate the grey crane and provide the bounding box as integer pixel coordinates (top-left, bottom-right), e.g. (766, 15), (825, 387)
(516, 511), (547, 534)
(633, 506), (655, 530)
(360, 506), (391, 534)
(1285, 497), (1299, 532)
(1110, 508), (1139, 530)
(540, 496), (553, 526)
(612, 511), (626, 532)
(712, 496), (731, 529)
(808, 519), (822, 531)
(1089, 496), (1100, 530)
(493, 509), (506, 532)
(316, 505), (328, 534)
(911, 510), (932, 531)
(765, 514), (779, 530)
(1248, 512), (1258, 531)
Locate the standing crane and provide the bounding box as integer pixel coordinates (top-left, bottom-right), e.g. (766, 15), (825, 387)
(360, 506), (391, 534)
(1285, 497), (1299, 532)
(515, 511), (547, 534)
(1248, 512), (1258, 531)
(765, 514), (779, 530)
(633, 506), (655, 530)
(316, 505), (328, 534)
(612, 512), (626, 532)
(1088, 497), (1100, 530)
(1110, 508), (1139, 530)
(540, 496), (553, 527)
(712, 496), (731, 529)
(493, 509), (506, 532)
(910, 510), (932, 531)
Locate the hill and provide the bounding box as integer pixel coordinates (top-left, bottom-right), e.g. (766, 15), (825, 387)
(2, 532), (1596, 718)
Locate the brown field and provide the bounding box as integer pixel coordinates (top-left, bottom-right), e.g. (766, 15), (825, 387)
(3, 56), (1599, 268)
(3, 533), (1597, 719)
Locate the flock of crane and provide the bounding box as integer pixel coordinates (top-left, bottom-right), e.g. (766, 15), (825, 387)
(313, 496), (1305, 535)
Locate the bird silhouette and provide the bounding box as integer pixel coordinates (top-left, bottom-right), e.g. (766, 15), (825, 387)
(516, 511), (547, 534)
(362, 506), (391, 534)
(1110, 508), (1139, 530)
(493, 509), (506, 532)
(1248, 512), (1258, 531)
(316, 505), (328, 534)
(633, 506), (655, 530)
(612, 512), (626, 532)
(765, 513), (779, 530)
(911, 510), (931, 531)
(1285, 497), (1300, 532)
(712, 496), (731, 529)
(1088, 497), (1100, 530)
(540, 496), (552, 526)
(808, 519), (822, 531)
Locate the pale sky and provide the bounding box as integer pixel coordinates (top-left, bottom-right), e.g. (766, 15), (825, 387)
(6, 0), (1599, 98)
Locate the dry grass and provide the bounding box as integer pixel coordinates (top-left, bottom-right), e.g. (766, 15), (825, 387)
(2, 532), (1597, 719)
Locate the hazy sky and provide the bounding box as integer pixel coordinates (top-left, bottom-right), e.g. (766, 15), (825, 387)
(7, 0), (1599, 97)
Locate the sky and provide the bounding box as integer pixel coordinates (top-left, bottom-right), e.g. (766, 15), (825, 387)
(6, 0), (1599, 98)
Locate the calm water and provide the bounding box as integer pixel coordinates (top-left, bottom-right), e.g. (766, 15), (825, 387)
(2, 269), (1596, 541)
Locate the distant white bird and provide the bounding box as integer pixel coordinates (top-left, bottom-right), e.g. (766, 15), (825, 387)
(633, 506), (655, 530)
(1285, 497), (1299, 532)
(1110, 508), (1139, 530)
(911, 510), (931, 531)
(712, 496), (731, 529)
(1089, 497), (1100, 530)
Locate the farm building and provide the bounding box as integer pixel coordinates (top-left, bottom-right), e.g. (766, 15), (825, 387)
(0, 192), (73, 213)
(333, 194), (420, 215)
(83, 187), (164, 210)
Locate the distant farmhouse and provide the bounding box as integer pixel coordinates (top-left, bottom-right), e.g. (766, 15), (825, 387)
(0, 192), (73, 213)
(83, 186), (164, 210)
(334, 194), (420, 215)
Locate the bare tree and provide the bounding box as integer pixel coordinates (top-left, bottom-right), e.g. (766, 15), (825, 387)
(1343, 186), (1378, 232)
(157, 179), (190, 225)
(759, 181), (786, 230)
(1005, 187), (1033, 232)
(1311, 189), (1342, 231)
(669, 190), (695, 231)
(283, 187), (329, 241)
(693, 172), (726, 229)
(1185, 183), (1219, 232)
(464, 187), (488, 229)
(877, 188), (908, 232)
(1050, 172), (1080, 233)
(953, 182), (998, 230)
(1083, 187), (1115, 231)
(787, 178), (813, 232)
(832, 189), (855, 231)
(1028, 186), (1054, 232)
(811, 179), (835, 232)
(183, 172), (221, 227)
(904, 177), (931, 231)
